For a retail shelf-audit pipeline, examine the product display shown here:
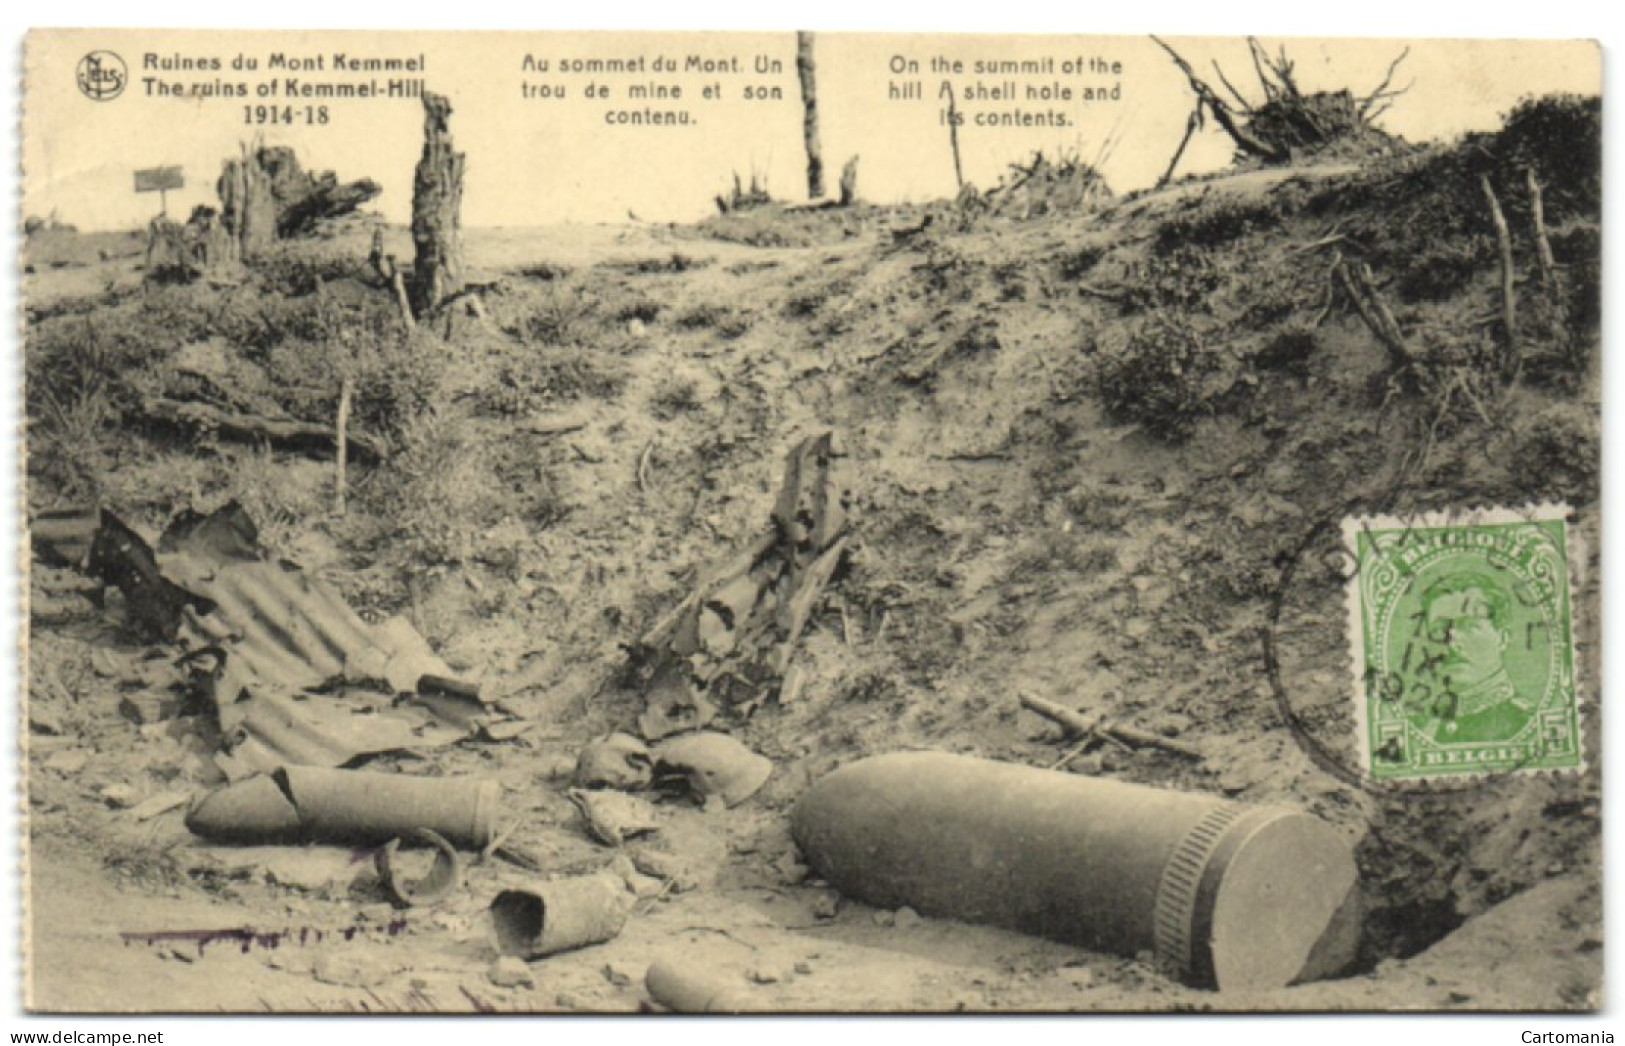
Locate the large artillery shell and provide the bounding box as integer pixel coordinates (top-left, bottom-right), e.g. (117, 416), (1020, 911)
(185, 766), (499, 848)
(490, 871), (635, 959)
(791, 751), (1360, 992)
(644, 960), (751, 1013)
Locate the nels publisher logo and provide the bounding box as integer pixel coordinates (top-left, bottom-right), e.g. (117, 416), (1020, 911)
(76, 50), (127, 101)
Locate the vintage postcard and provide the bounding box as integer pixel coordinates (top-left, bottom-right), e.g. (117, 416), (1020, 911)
(19, 29), (1601, 1013)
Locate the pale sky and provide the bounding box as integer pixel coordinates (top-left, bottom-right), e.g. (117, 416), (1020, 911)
(24, 31), (1600, 230)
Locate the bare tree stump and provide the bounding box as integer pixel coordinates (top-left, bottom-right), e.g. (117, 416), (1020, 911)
(411, 91), (466, 316)
(219, 142), (278, 259)
(838, 155), (860, 206)
(796, 32), (824, 200)
(220, 143), (379, 255)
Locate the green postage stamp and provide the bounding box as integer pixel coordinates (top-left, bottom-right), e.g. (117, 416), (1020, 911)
(1346, 505), (1581, 781)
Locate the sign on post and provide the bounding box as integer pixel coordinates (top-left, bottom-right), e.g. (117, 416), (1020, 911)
(133, 165), (184, 215)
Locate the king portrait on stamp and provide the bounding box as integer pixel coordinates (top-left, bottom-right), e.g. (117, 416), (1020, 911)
(1347, 505), (1581, 781)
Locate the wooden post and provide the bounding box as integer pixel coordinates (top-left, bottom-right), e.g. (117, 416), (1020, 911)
(946, 88), (964, 191)
(369, 228), (416, 328)
(335, 379), (354, 517)
(411, 91), (466, 315)
(1158, 105), (1203, 187)
(796, 32), (824, 200)
(1525, 167), (1558, 291)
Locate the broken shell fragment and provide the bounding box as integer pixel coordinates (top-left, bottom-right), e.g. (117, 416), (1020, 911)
(567, 788), (661, 847)
(644, 959), (751, 1013)
(184, 766), (499, 849)
(490, 871), (636, 959)
(653, 732), (772, 807)
(377, 827), (463, 908)
(573, 733), (654, 790)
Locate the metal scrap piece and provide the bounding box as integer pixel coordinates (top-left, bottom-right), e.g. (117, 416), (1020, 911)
(567, 788), (661, 847)
(573, 733), (654, 790)
(377, 827), (464, 908)
(84, 503), (505, 779)
(630, 432), (852, 736)
(653, 732), (773, 807)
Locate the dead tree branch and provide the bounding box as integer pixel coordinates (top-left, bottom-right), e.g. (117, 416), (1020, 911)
(1151, 35), (1288, 164)
(1525, 167), (1558, 290)
(1481, 174), (1518, 363)
(1245, 37), (1300, 102)
(1247, 37), (1279, 102)
(1336, 260), (1417, 368)
(796, 32), (825, 199)
(1018, 691), (1203, 761)
(1211, 60), (1254, 113)
(369, 229), (416, 329)
(1158, 104), (1204, 187)
(1358, 47), (1412, 119)
(142, 397), (386, 463)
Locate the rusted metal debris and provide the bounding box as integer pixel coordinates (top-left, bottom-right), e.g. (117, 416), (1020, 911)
(573, 733), (654, 790)
(793, 751), (1361, 992)
(567, 789), (660, 847)
(83, 502), (510, 778)
(185, 765), (500, 848)
(377, 827), (464, 908)
(570, 730), (772, 812)
(490, 870), (637, 959)
(630, 431), (852, 739)
(653, 732), (772, 807)
(89, 509), (215, 645)
(29, 504), (99, 568)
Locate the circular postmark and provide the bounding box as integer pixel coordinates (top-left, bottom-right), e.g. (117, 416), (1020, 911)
(76, 51), (127, 101)
(1265, 502), (1580, 794)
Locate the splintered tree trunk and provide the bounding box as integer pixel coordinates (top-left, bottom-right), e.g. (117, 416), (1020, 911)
(411, 91), (466, 315)
(796, 32), (824, 200)
(220, 142), (278, 259)
(838, 155), (860, 206)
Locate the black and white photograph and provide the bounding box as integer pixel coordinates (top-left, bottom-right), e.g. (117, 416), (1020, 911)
(14, 26), (1606, 1019)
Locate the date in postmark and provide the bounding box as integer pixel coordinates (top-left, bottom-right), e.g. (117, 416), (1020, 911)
(1345, 504), (1581, 782)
